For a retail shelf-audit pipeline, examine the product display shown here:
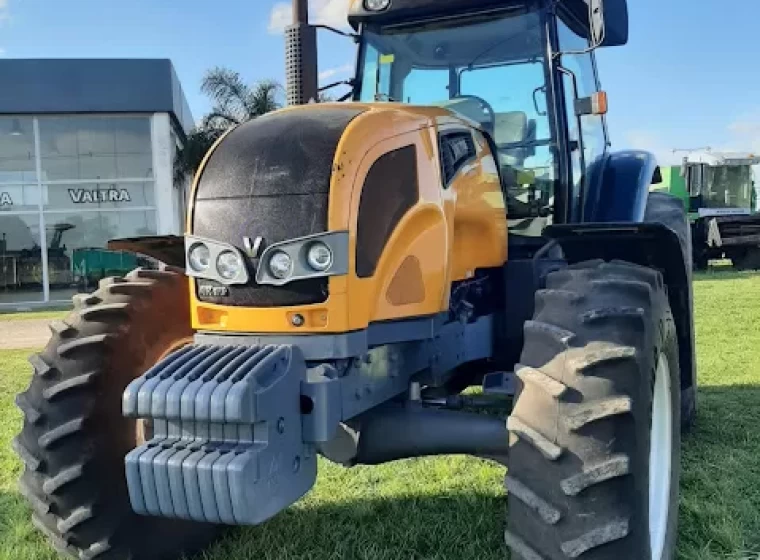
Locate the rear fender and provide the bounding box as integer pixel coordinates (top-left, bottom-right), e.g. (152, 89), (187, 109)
(545, 222), (696, 395)
(583, 150), (660, 222)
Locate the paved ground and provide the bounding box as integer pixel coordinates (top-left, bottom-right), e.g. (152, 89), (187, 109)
(0, 319), (52, 350)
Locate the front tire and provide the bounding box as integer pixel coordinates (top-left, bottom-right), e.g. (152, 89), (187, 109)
(505, 260), (681, 560)
(13, 268), (219, 560)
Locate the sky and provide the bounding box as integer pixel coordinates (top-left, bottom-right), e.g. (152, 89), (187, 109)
(0, 0), (759, 166)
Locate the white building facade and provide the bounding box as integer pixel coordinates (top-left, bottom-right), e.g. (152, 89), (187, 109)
(0, 59), (193, 307)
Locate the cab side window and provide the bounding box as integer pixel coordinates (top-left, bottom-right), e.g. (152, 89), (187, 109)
(557, 19), (607, 187)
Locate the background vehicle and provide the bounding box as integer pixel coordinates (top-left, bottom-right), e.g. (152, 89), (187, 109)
(657, 150), (760, 269)
(0, 222), (73, 290)
(14, 1), (695, 559)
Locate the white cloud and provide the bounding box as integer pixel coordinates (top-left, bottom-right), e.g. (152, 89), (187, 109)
(0, 0), (8, 23)
(319, 63), (353, 82)
(268, 3), (291, 34)
(726, 113), (760, 153)
(0, 48), (6, 57)
(625, 130), (680, 166)
(268, 0), (349, 35)
(314, 0), (350, 28)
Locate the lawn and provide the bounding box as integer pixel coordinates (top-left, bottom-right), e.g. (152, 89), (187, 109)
(0, 309), (68, 323)
(0, 271), (758, 559)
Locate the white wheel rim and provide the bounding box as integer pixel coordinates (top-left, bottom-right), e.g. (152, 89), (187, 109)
(649, 352), (673, 560)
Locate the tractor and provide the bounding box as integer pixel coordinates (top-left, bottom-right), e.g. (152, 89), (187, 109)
(657, 150), (760, 270)
(13, 1), (696, 559)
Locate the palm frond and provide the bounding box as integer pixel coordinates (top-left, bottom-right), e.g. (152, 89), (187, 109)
(174, 68), (286, 182)
(202, 110), (241, 131)
(173, 128), (225, 187)
(248, 80), (284, 117)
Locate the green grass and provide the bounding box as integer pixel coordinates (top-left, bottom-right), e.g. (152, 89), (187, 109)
(0, 309), (69, 322)
(0, 271), (759, 559)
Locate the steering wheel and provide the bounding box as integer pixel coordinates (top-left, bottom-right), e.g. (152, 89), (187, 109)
(451, 94), (496, 132)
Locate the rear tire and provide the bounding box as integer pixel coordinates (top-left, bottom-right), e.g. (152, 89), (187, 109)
(13, 268), (219, 560)
(505, 260), (681, 560)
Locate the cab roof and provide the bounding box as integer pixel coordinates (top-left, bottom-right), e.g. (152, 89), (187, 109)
(348, 0), (629, 47)
(683, 151), (760, 167)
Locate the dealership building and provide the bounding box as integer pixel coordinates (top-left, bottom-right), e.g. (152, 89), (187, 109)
(0, 59), (194, 307)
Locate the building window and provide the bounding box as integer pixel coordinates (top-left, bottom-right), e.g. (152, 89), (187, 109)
(0, 114), (159, 306)
(38, 117), (153, 181)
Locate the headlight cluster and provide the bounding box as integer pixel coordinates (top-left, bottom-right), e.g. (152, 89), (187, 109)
(186, 240), (248, 284)
(186, 232), (347, 287)
(267, 242), (333, 282)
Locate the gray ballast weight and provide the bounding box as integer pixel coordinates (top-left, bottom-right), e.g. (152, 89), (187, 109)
(122, 344), (316, 525)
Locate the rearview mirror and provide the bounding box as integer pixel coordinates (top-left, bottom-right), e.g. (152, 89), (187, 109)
(589, 0), (605, 46)
(562, 0), (629, 48)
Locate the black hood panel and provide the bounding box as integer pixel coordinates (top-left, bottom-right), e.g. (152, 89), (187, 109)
(192, 106), (365, 307)
(195, 107), (365, 200)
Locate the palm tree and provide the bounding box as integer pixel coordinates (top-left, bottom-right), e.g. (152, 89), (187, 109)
(200, 67), (283, 129)
(174, 68), (284, 185)
(173, 127), (225, 187)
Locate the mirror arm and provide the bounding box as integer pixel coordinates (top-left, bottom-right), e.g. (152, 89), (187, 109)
(313, 25), (360, 42)
(318, 79), (356, 93)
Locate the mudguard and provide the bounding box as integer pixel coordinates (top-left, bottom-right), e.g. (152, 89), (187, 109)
(108, 235), (186, 268)
(582, 150), (660, 222)
(547, 192), (697, 407)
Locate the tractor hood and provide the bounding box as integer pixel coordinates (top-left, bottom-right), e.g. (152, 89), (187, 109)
(189, 106), (366, 308)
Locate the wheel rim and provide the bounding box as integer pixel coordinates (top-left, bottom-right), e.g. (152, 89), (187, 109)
(649, 352), (673, 560)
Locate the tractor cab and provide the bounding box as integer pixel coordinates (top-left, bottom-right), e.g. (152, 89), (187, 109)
(680, 151), (759, 216)
(344, 0), (629, 234)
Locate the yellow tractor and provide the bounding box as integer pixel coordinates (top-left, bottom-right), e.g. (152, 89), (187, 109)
(14, 1), (696, 559)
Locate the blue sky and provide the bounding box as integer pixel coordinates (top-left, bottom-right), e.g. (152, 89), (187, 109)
(1, 0), (759, 164)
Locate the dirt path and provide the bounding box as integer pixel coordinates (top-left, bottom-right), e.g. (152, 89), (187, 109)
(0, 319), (52, 350)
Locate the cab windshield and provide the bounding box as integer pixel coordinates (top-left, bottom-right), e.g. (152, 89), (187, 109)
(705, 166), (753, 209)
(357, 9), (554, 232)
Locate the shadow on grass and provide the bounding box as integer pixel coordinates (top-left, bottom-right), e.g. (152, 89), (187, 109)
(4, 384), (760, 560)
(204, 491), (506, 560)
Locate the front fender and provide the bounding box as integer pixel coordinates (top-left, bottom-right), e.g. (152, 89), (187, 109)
(108, 235), (185, 268)
(583, 150), (659, 222)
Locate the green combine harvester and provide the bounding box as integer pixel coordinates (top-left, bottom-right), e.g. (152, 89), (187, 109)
(658, 150), (760, 269)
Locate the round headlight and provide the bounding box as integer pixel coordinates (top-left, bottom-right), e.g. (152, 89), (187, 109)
(306, 242), (333, 272)
(188, 243), (210, 272)
(216, 250), (243, 280)
(268, 251), (293, 280)
(365, 0), (391, 11)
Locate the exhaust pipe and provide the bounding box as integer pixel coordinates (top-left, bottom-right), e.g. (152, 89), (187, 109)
(285, 0), (319, 105)
(353, 406), (509, 465)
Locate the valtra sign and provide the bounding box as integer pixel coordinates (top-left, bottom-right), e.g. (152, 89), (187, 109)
(68, 187), (132, 204)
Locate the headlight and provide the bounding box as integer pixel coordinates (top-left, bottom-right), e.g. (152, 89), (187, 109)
(268, 251), (293, 280)
(365, 0), (391, 11)
(188, 243), (211, 272)
(306, 242), (333, 272)
(216, 250), (243, 280)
